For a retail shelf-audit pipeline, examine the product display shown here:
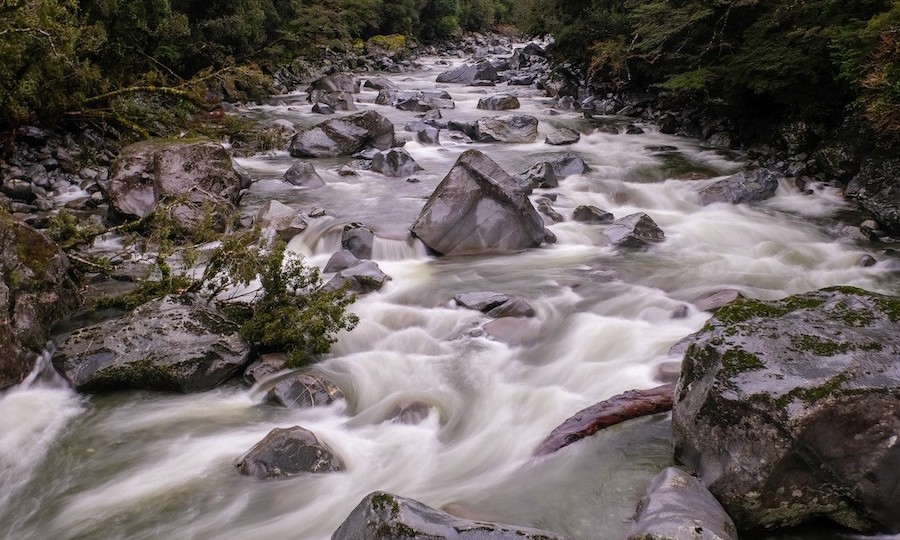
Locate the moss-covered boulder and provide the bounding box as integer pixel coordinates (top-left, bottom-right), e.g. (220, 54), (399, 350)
(0, 214), (80, 389)
(52, 294), (251, 393)
(673, 287), (900, 533)
(332, 492), (566, 540)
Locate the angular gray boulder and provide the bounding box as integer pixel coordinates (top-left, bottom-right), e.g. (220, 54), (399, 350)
(283, 162), (325, 188)
(341, 223), (374, 260)
(573, 205), (613, 223)
(257, 200), (308, 241)
(673, 287), (900, 532)
(53, 295), (251, 393)
(288, 111), (396, 158)
(454, 292), (535, 318)
(371, 148), (423, 177)
(324, 250), (361, 274)
(546, 127), (580, 146)
(698, 169), (780, 205)
(332, 492), (565, 540)
(1, 215), (80, 389)
(266, 371), (344, 409)
(603, 213), (665, 248)
(477, 95), (520, 111)
(519, 154), (590, 189)
(411, 150), (547, 256)
(436, 61), (498, 84)
(235, 426), (343, 479)
(628, 467), (738, 540)
(325, 261), (390, 293)
(306, 73), (356, 103)
(475, 115), (539, 143)
(846, 157), (900, 233)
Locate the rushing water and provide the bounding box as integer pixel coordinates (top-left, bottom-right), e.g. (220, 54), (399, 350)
(2, 46), (899, 540)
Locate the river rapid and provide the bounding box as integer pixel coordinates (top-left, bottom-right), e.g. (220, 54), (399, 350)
(1, 46), (898, 540)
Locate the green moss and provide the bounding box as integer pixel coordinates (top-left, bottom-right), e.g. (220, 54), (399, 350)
(714, 295), (826, 325)
(790, 335), (855, 356)
(371, 493), (401, 518)
(367, 34), (409, 53)
(774, 373), (852, 408)
(721, 347), (765, 377)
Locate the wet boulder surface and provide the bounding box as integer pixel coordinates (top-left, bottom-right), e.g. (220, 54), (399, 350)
(698, 169), (780, 205)
(235, 426), (343, 479)
(673, 286), (900, 533)
(332, 491), (566, 540)
(53, 294), (251, 393)
(288, 111), (396, 158)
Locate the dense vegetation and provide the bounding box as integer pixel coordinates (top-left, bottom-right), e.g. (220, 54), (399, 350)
(0, 0), (522, 131)
(522, 0), (900, 141)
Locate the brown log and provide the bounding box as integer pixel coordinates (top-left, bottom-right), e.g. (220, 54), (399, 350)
(533, 383), (676, 457)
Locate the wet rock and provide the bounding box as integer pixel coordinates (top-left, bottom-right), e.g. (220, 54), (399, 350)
(333, 492), (565, 540)
(1, 179), (36, 203)
(519, 154), (590, 190)
(692, 289), (743, 312)
(311, 102), (335, 115)
(482, 317), (542, 346)
(858, 254), (877, 267)
(53, 294), (251, 393)
(406, 121), (441, 145)
(477, 95), (520, 111)
(103, 139), (244, 232)
(341, 223), (374, 259)
(309, 207), (326, 218)
(454, 292), (535, 318)
(243, 353), (287, 385)
(338, 165), (358, 177)
(699, 169), (781, 205)
(474, 115), (539, 143)
(411, 150), (547, 256)
(534, 384), (675, 457)
(283, 162), (325, 188)
(306, 73), (356, 103)
(371, 148), (423, 177)
(388, 401), (431, 425)
(257, 200), (308, 241)
(267, 371), (344, 408)
(325, 261), (390, 293)
(319, 91), (357, 112)
(436, 61), (498, 84)
(235, 426), (343, 479)
(545, 127), (580, 146)
(288, 110), (396, 158)
(846, 157), (900, 233)
(603, 213), (665, 248)
(626, 125), (646, 135)
(673, 287), (900, 532)
(628, 467), (738, 540)
(361, 77), (398, 91)
(573, 205), (613, 223)
(0, 216), (80, 389)
(537, 200), (564, 223)
(324, 250), (361, 273)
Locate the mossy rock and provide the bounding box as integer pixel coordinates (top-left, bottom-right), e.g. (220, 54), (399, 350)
(673, 286), (900, 533)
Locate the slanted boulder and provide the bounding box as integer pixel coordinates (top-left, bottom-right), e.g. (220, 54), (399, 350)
(411, 150), (547, 256)
(283, 162), (325, 188)
(324, 250), (361, 273)
(545, 127), (580, 146)
(257, 201), (308, 241)
(673, 287), (900, 532)
(371, 148), (423, 177)
(266, 371), (344, 408)
(306, 73), (356, 103)
(53, 295), (251, 393)
(361, 77), (398, 91)
(475, 115), (539, 143)
(235, 426), (343, 479)
(519, 154), (590, 189)
(288, 111), (395, 158)
(699, 169), (780, 205)
(325, 261), (390, 293)
(311, 102), (335, 115)
(406, 121), (441, 145)
(603, 213), (665, 248)
(454, 292), (535, 318)
(318, 91), (356, 112)
(573, 205), (613, 223)
(0, 215), (80, 389)
(628, 467), (738, 540)
(333, 492), (565, 540)
(243, 353), (287, 385)
(436, 61), (498, 84)
(477, 95), (520, 111)
(341, 223), (374, 259)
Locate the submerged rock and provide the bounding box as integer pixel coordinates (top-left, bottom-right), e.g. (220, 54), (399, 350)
(699, 169), (780, 205)
(332, 492), (565, 540)
(53, 295), (251, 393)
(475, 115), (539, 143)
(411, 150), (547, 256)
(628, 467), (738, 540)
(371, 148), (423, 177)
(266, 371), (344, 408)
(288, 111), (395, 158)
(603, 213), (665, 248)
(673, 287), (900, 532)
(454, 292), (535, 318)
(0, 215), (80, 389)
(235, 426), (343, 479)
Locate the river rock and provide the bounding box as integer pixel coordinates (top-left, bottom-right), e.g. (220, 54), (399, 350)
(573, 205), (613, 223)
(288, 111), (396, 158)
(628, 467), (738, 540)
(283, 162), (325, 188)
(235, 426), (343, 479)
(341, 223), (374, 259)
(371, 148), (423, 177)
(388, 401), (432, 425)
(477, 95), (520, 111)
(454, 292), (535, 318)
(411, 150), (547, 256)
(267, 371), (344, 408)
(243, 353), (287, 385)
(0, 215), (80, 389)
(673, 287), (900, 532)
(361, 77), (398, 91)
(699, 169), (781, 205)
(325, 261), (390, 293)
(537, 200), (563, 223)
(319, 91), (357, 112)
(306, 73), (356, 103)
(257, 200), (308, 241)
(545, 127), (580, 146)
(104, 139), (245, 231)
(332, 491), (565, 540)
(846, 157), (900, 233)
(436, 61), (498, 84)
(534, 384), (675, 457)
(311, 102), (335, 115)
(519, 154), (591, 188)
(692, 289), (743, 312)
(406, 121), (441, 145)
(53, 294), (251, 393)
(603, 213), (666, 248)
(324, 250), (361, 273)
(475, 115), (539, 143)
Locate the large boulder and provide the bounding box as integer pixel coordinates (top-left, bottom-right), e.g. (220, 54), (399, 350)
(371, 148), (423, 177)
(306, 73), (356, 103)
(519, 154), (590, 189)
(283, 162), (325, 188)
(477, 95), (520, 111)
(603, 213), (665, 248)
(288, 111), (396, 158)
(453, 292), (535, 318)
(628, 467), (738, 540)
(318, 91), (357, 112)
(436, 61), (498, 84)
(411, 150), (547, 256)
(0, 215), (80, 389)
(332, 492), (565, 540)
(53, 294), (251, 393)
(325, 261), (390, 293)
(267, 371), (344, 408)
(475, 115), (539, 143)
(673, 287), (900, 532)
(341, 223), (374, 260)
(545, 127), (580, 146)
(698, 169), (780, 205)
(104, 139), (245, 230)
(235, 426), (343, 479)
(375, 89), (454, 112)
(257, 201), (308, 241)
(845, 157), (900, 233)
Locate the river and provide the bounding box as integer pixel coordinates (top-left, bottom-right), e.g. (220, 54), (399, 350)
(1, 45), (898, 540)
